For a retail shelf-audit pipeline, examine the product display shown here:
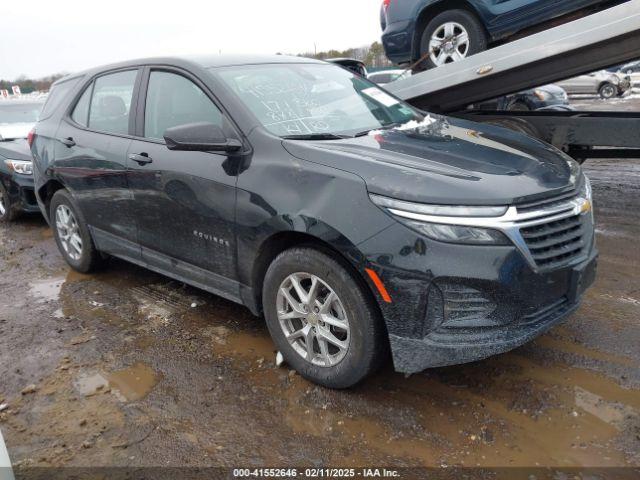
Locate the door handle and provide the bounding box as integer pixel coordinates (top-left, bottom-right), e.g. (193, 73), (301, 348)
(128, 153), (153, 166)
(59, 137), (76, 148)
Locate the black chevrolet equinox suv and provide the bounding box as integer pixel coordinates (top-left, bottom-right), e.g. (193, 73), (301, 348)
(31, 55), (597, 388)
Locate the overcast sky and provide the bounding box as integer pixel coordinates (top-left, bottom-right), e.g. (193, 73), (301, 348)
(1, 0), (382, 80)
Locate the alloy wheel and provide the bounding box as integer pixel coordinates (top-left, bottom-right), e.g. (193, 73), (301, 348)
(429, 22), (470, 66)
(0, 195), (6, 216)
(276, 272), (350, 367)
(55, 204), (83, 261)
(600, 84), (616, 99)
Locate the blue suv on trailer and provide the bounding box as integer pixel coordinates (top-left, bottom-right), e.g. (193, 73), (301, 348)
(381, 0), (609, 70)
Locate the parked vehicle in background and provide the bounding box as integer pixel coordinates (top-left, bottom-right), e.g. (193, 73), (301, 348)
(367, 69), (411, 86)
(556, 70), (631, 98)
(381, 0), (610, 70)
(473, 84), (569, 111)
(0, 100), (45, 222)
(616, 60), (640, 86)
(32, 55), (596, 388)
(324, 58), (368, 77)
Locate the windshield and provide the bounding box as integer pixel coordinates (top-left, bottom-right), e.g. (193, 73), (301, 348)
(0, 103), (43, 125)
(213, 63), (422, 137)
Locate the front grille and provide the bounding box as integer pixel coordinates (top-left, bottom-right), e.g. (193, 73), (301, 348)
(519, 209), (587, 271)
(516, 188), (577, 213)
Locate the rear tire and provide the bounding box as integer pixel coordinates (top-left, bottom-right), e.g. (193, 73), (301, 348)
(262, 247), (386, 389)
(0, 183), (20, 223)
(598, 82), (616, 99)
(50, 189), (105, 273)
(415, 9), (487, 72)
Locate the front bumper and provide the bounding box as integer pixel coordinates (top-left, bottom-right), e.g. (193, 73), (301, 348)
(1, 173), (39, 214)
(359, 222), (598, 374)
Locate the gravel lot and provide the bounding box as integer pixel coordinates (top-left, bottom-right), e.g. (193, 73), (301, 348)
(0, 97), (639, 474)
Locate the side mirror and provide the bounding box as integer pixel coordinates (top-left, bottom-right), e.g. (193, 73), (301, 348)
(163, 122), (242, 153)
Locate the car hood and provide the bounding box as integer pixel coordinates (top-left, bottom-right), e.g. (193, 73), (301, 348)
(0, 138), (33, 161)
(538, 84), (567, 95)
(282, 115), (578, 206)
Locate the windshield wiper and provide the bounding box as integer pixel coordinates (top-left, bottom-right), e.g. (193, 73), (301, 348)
(354, 122), (403, 138)
(281, 133), (351, 140)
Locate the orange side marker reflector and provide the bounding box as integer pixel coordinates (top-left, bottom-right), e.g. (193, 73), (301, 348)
(365, 268), (392, 303)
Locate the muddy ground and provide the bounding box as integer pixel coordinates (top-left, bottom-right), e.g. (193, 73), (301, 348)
(0, 101), (639, 476)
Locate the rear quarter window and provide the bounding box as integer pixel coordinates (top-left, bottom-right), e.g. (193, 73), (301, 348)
(39, 78), (81, 120)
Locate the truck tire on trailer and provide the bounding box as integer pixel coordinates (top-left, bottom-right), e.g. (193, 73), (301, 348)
(415, 9), (487, 72)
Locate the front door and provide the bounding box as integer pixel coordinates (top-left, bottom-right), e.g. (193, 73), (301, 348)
(126, 69), (241, 299)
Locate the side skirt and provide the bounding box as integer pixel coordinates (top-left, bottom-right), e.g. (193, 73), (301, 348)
(90, 226), (248, 307)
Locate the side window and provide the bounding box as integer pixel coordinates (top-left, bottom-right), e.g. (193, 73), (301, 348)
(40, 78), (80, 120)
(144, 71), (223, 141)
(71, 82), (93, 127)
(88, 70), (137, 135)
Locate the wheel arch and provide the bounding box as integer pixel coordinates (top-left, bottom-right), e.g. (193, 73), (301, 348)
(597, 81), (614, 91)
(412, 0), (487, 62)
(37, 179), (67, 222)
(249, 229), (385, 329)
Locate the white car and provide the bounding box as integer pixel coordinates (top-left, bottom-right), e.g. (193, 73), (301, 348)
(556, 70), (631, 99)
(367, 69), (411, 86)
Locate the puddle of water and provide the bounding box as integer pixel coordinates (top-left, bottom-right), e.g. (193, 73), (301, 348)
(74, 373), (110, 397)
(65, 269), (94, 284)
(107, 362), (160, 402)
(217, 330), (276, 361)
(533, 334), (636, 368)
(29, 277), (65, 303)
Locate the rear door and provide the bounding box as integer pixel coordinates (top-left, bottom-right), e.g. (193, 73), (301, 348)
(557, 74), (593, 94)
(53, 69), (142, 258)
(126, 67), (241, 299)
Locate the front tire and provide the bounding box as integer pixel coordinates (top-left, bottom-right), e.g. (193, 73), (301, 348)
(0, 182), (20, 223)
(599, 82), (616, 99)
(415, 9), (487, 72)
(262, 247), (386, 389)
(50, 189), (104, 273)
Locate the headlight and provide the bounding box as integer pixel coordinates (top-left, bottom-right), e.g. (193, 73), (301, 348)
(370, 194), (511, 245)
(4, 159), (33, 176)
(401, 220), (510, 245)
(534, 89), (552, 101)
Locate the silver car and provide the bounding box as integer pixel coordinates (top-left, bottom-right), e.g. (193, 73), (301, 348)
(367, 69), (411, 86)
(556, 70), (631, 99)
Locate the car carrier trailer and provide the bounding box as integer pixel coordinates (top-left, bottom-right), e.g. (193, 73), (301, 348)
(385, 0), (640, 162)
